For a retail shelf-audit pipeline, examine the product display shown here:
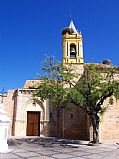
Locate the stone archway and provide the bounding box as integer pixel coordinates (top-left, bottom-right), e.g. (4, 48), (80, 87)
(25, 98), (45, 136)
(14, 94), (46, 137)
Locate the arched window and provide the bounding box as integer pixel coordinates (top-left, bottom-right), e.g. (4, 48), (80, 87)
(70, 44), (76, 58)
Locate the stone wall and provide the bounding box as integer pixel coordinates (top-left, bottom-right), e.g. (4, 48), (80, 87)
(63, 105), (89, 140)
(100, 99), (119, 142)
(4, 88), (119, 143)
(49, 104), (89, 140)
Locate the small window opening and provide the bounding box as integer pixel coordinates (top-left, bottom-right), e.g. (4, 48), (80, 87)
(50, 113), (53, 118)
(57, 112), (60, 119)
(71, 113), (73, 119)
(32, 102), (36, 107)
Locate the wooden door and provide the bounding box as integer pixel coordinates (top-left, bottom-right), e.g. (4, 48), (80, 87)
(27, 111), (40, 136)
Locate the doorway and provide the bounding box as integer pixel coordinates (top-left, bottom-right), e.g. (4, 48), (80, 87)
(27, 111), (40, 136)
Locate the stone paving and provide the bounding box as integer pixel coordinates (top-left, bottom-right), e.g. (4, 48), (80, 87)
(1, 137), (119, 159)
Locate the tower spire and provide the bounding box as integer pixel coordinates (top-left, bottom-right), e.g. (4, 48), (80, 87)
(69, 20), (78, 34)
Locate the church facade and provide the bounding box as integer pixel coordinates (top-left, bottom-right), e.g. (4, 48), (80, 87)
(3, 21), (119, 142)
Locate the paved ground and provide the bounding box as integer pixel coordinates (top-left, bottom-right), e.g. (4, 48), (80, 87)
(1, 137), (119, 159)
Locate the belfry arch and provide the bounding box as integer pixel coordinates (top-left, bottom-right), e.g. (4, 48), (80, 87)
(70, 43), (76, 58)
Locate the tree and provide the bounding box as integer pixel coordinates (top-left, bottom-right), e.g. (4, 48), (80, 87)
(34, 56), (119, 144)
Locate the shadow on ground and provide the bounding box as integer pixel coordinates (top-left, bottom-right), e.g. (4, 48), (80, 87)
(8, 137), (89, 148)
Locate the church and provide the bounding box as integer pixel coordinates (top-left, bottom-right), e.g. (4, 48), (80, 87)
(3, 20), (119, 142)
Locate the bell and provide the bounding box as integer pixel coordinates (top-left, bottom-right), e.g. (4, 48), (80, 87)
(70, 47), (76, 53)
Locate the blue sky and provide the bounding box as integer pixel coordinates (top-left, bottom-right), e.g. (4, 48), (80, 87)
(0, 0), (119, 90)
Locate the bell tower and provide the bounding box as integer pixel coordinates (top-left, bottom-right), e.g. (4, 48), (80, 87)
(62, 20), (84, 64)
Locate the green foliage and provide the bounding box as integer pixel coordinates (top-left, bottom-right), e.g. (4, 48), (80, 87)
(34, 56), (77, 108)
(34, 57), (119, 119)
(34, 56), (119, 143)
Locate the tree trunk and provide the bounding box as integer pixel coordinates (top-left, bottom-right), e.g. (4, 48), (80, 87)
(91, 115), (99, 144)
